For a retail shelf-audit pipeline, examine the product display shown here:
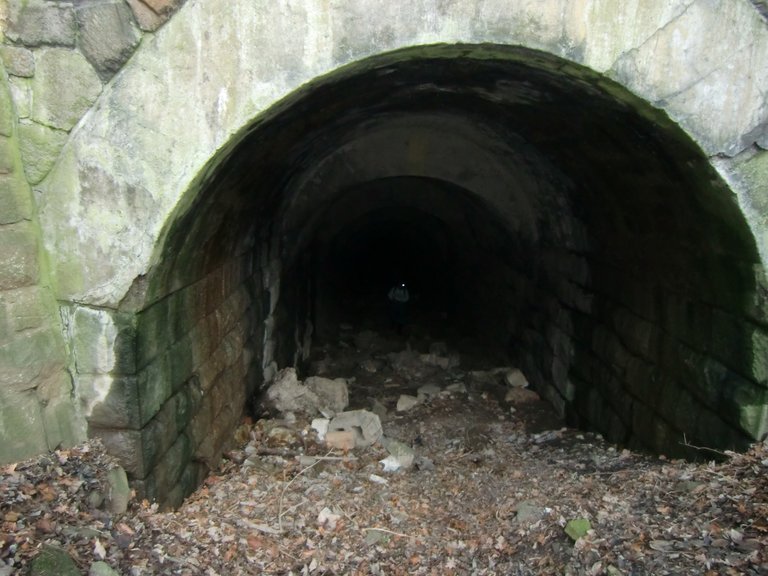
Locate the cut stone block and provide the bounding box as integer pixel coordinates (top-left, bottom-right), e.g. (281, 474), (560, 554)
(325, 429), (358, 451)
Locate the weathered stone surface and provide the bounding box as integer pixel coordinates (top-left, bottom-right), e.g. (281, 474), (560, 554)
(106, 466), (131, 513)
(17, 120), (68, 184)
(0, 388), (47, 463)
(0, 328), (63, 389)
(304, 375), (349, 414)
(30, 48), (102, 131)
(79, 375), (141, 429)
(396, 394), (420, 412)
(8, 76), (32, 120)
(141, 0), (186, 16)
(0, 221), (39, 289)
(91, 427), (143, 478)
(137, 354), (172, 426)
(125, 0), (168, 32)
(0, 137), (15, 173)
(0, 174), (32, 225)
(72, 306), (120, 375)
(75, 0), (142, 81)
(265, 367), (320, 415)
(5, 0), (76, 47)
(0, 63), (15, 138)
(37, 370), (83, 450)
(0, 45), (34, 77)
(726, 150), (768, 282)
(603, 1), (768, 155)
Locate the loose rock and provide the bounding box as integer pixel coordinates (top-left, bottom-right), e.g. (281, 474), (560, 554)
(396, 394), (420, 412)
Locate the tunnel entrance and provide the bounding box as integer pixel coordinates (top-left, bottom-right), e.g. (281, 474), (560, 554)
(128, 45), (767, 506)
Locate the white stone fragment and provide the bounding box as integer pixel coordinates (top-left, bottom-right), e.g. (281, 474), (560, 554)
(505, 368), (529, 388)
(311, 418), (330, 441)
(396, 394), (420, 412)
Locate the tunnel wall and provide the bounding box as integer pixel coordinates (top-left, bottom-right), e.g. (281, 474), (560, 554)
(121, 257), (264, 507)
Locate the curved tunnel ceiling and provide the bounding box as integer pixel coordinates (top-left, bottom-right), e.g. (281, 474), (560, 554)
(158, 44), (757, 299)
(145, 44), (764, 457)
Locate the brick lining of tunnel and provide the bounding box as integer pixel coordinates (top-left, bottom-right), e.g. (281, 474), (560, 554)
(108, 46), (768, 508)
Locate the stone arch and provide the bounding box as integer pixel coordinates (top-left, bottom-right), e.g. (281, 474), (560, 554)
(33, 1), (768, 505)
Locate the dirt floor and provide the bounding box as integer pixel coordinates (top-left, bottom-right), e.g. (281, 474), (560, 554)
(2, 323), (767, 575)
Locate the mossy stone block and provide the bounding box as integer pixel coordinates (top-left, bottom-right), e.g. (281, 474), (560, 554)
(0, 388), (47, 463)
(18, 120), (68, 184)
(5, 1), (77, 47)
(0, 327), (64, 387)
(0, 46), (35, 78)
(137, 354), (172, 427)
(0, 174), (33, 224)
(0, 221), (40, 289)
(30, 48), (102, 131)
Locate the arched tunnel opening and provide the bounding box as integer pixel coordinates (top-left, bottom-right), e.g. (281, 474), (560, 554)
(124, 45), (767, 506)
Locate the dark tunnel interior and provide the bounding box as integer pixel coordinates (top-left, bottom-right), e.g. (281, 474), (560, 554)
(131, 45), (768, 504)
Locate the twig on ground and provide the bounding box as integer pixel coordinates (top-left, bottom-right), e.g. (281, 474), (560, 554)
(680, 435), (732, 458)
(362, 527), (414, 539)
(278, 448), (335, 531)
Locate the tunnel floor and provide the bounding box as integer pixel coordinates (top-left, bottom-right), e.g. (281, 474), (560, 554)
(3, 323), (768, 573)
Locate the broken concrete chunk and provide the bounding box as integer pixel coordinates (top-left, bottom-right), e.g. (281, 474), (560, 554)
(328, 410), (382, 447)
(505, 387), (540, 404)
(305, 376), (349, 414)
(446, 382), (467, 394)
(417, 383), (442, 398)
(265, 367), (321, 415)
(311, 418), (330, 441)
(396, 394), (420, 412)
(505, 368), (529, 388)
(380, 437), (415, 472)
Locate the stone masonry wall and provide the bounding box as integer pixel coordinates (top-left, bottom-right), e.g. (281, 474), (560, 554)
(0, 0), (187, 465)
(93, 255), (265, 508)
(0, 58), (83, 461)
(518, 241), (768, 458)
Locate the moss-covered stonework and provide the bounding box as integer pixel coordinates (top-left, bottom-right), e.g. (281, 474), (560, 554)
(0, 58), (84, 463)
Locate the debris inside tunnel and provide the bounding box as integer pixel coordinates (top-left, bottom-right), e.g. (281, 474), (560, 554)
(4, 326), (767, 574)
